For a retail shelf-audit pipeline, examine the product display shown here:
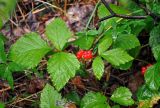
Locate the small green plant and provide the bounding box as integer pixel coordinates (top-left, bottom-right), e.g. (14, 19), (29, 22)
(1, 0), (160, 108)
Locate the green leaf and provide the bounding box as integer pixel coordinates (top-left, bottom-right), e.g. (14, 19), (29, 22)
(76, 30), (99, 37)
(45, 18), (72, 50)
(137, 84), (155, 101)
(0, 0), (16, 23)
(92, 56), (104, 80)
(101, 48), (133, 66)
(73, 36), (95, 50)
(0, 64), (13, 88)
(149, 24), (160, 60)
(152, 3), (160, 15)
(113, 34), (140, 50)
(144, 62), (160, 91)
(149, 25), (160, 48)
(86, 30), (99, 36)
(8, 62), (25, 72)
(152, 45), (160, 60)
(114, 61), (132, 70)
(98, 4), (129, 19)
(98, 4), (129, 30)
(98, 36), (112, 55)
(65, 91), (81, 105)
(9, 32), (51, 69)
(48, 52), (80, 91)
(0, 64), (6, 77)
(111, 87), (134, 106)
(0, 33), (7, 42)
(0, 38), (6, 63)
(40, 84), (64, 108)
(3, 67), (13, 88)
(80, 92), (110, 108)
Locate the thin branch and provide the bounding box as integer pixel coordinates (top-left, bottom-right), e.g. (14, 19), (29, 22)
(99, 0), (147, 22)
(101, 0), (115, 15)
(133, 1), (160, 21)
(99, 14), (147, 22)
(115, 14), (147, 19)
(99, 14), (114, 22)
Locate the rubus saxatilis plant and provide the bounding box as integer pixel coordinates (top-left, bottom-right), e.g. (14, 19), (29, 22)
(9, 16), (136, 91)
(9, 17), (136, 108)
(9, 18), (80, 91)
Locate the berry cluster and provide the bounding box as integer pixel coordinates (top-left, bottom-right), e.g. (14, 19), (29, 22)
(76, 50), (93, 60)
(141, 64), (152, 75)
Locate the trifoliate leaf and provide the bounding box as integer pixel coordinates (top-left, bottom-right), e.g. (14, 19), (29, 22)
(113, 34), (140, 50)
(40, 84), (64, 108)
(9, 32), (51, 69)
(92, 56), (104, 80)
(45, 18), (72, 50)
(80, 92), (110, 108)
(111, 87), (134, 106)
(101, 48), (133, 66)
(47, 52), (80, 91)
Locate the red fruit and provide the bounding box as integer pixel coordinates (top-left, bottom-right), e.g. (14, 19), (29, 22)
(141, 67), (146, 75)
(141, 64), (152, 75)
(82, 50), (93, 60)
(76, 50), (84, 59)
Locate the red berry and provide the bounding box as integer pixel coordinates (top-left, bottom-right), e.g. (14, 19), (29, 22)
(141, 67), (147, 75)
(141, 70), (146, 75)
(76, 54), (82, 59)
(141, 67), (146, 71)
(82, 50), (93, 60)
(76, 50), (84, 59)
(83, 54), (93, 59)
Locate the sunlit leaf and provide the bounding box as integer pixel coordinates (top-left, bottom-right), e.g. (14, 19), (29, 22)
(111, 87), (134, 106)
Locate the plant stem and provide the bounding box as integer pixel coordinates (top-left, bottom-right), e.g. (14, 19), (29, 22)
(85, 0), (101, 30)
